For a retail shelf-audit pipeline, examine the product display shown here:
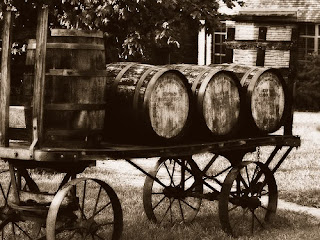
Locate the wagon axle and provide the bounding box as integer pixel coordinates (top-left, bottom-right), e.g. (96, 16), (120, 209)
(230, 196), (262, 210)
(163, 186), (186, 199)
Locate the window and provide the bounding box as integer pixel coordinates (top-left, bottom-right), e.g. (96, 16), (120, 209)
(212, 24), (227, 64)
(298, 23), (320, 60)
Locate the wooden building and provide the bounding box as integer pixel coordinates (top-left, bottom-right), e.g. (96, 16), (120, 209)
(198, 0), (320, 65)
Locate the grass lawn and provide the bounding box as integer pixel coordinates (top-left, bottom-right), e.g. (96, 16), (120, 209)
(0, 111), (319, 239)
(92, 111), (320, 239)
(273, 112), (320, 208)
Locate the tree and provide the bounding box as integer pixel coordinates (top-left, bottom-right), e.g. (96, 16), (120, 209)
(1, 0), (241, 63)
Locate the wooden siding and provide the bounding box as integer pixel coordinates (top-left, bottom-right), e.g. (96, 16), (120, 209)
(242, 0), (320, 22)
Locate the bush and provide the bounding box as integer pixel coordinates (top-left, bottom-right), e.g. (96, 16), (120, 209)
(295, 54), (320, 111)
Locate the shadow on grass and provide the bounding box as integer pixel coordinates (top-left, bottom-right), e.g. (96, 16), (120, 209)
(119, 197), (320, 240)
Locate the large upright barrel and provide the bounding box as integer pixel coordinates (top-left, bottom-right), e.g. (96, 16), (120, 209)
(169, 64), (242, 139)
(24, 29), (107, 147)
(105, 62), (192, 143)
(216, 64), (288, 135)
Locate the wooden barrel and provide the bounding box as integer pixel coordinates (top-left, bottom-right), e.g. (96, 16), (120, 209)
(169, 64), (242, 139)
(24, 29), (107, 147)
(215, 64), (288, 135)
(105, 62), (192, 143)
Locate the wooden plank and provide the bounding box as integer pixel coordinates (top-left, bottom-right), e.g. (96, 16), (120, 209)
(45, 129), (102, 136)
(33, 5), (49, 147)
(284, 26), (299, 135)
(225, 41), (293, 50)
(51, 29), (103, 38)
(47, 69), (108, 77)
(0, 10), (13, 147)
(24, 69), (109, 77)
(27, 42), (104, 50)
(238, 9), (297, 17)
(45, 103), (106, 111)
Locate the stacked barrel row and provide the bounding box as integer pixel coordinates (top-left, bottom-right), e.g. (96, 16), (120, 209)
(21, 28), (288, 146)
(104, 62), (288, 144)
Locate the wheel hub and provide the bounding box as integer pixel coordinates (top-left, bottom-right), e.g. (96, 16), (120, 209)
(241, 196), (261, 210)
(163, 186), (185, 199)
(77, 218), (99, 234)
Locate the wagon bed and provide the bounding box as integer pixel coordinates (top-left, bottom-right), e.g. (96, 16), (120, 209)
(0, 135), (300, 161)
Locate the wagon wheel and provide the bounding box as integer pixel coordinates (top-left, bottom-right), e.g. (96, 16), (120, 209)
(143, 157), (203, 225)
(219, 161), (278, 237)
(46, 178), (123, 240)
(0, 165), (45, 239)
(194, 153), (234, 200)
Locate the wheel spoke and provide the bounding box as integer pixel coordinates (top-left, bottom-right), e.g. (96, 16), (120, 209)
(178, 199), (185, 222)
(14, 222), (33, 239)
(184, 175), (193, 183)
(0, 219), (10, 231)
(93, 185), (102, 216)
(81, 180), (87, 220)
(11, 223), (15, 240)
(239, 175), (249, 190)
(152, 195), (166, 211)
(48, 178), (122, 240)
(169, 198), (173, 224)
(144, 158), (202, 225)
(251, 209), (265, 228)
(259, 205), (269, 211)
(219, 162), (278, 237)
(251, 165), (259, 183)
(163, 162), (175, 187)
(228, 204), (240, 213)
(212, 166), (232, 178)
(245, 166), (252, 192)
(203, 154), (219, 173)
(92, 201), (112, 218)
(78, 205), (88, 221)
(251, 168), (263, 187)
(171, 160), (176, 182)
(0, 184), (7, 204)
(159, 199), (174, 224)
(251, 210), (254, 234)
(6, 182), (11, 202)
(179, 198), (198, 211)
(97, 222), (115, 228)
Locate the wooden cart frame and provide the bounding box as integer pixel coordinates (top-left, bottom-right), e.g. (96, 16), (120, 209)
(0, 5), (301, 239)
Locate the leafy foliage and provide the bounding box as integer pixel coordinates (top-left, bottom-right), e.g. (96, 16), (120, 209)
(295, 54), (320, 111)
(0, 0), (240, 62)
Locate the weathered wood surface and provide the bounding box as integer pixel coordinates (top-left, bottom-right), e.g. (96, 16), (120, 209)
(0, 10), (13, 147)
(105, 63), (192, 143)
(169, 64), (242, 139)
(32, 6), (49, 147)
(25, 28), (106, 147)
(216, 64), (287, 135)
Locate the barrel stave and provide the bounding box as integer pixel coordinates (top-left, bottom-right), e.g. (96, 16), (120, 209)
(218, 64), (288, 136)
(105, 63), (192, 143)
(169, 64), (242, 140)
(24, 29), (106, 147)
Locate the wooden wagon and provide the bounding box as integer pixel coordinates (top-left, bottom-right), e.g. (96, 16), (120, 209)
(0, 5), (301, 239)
